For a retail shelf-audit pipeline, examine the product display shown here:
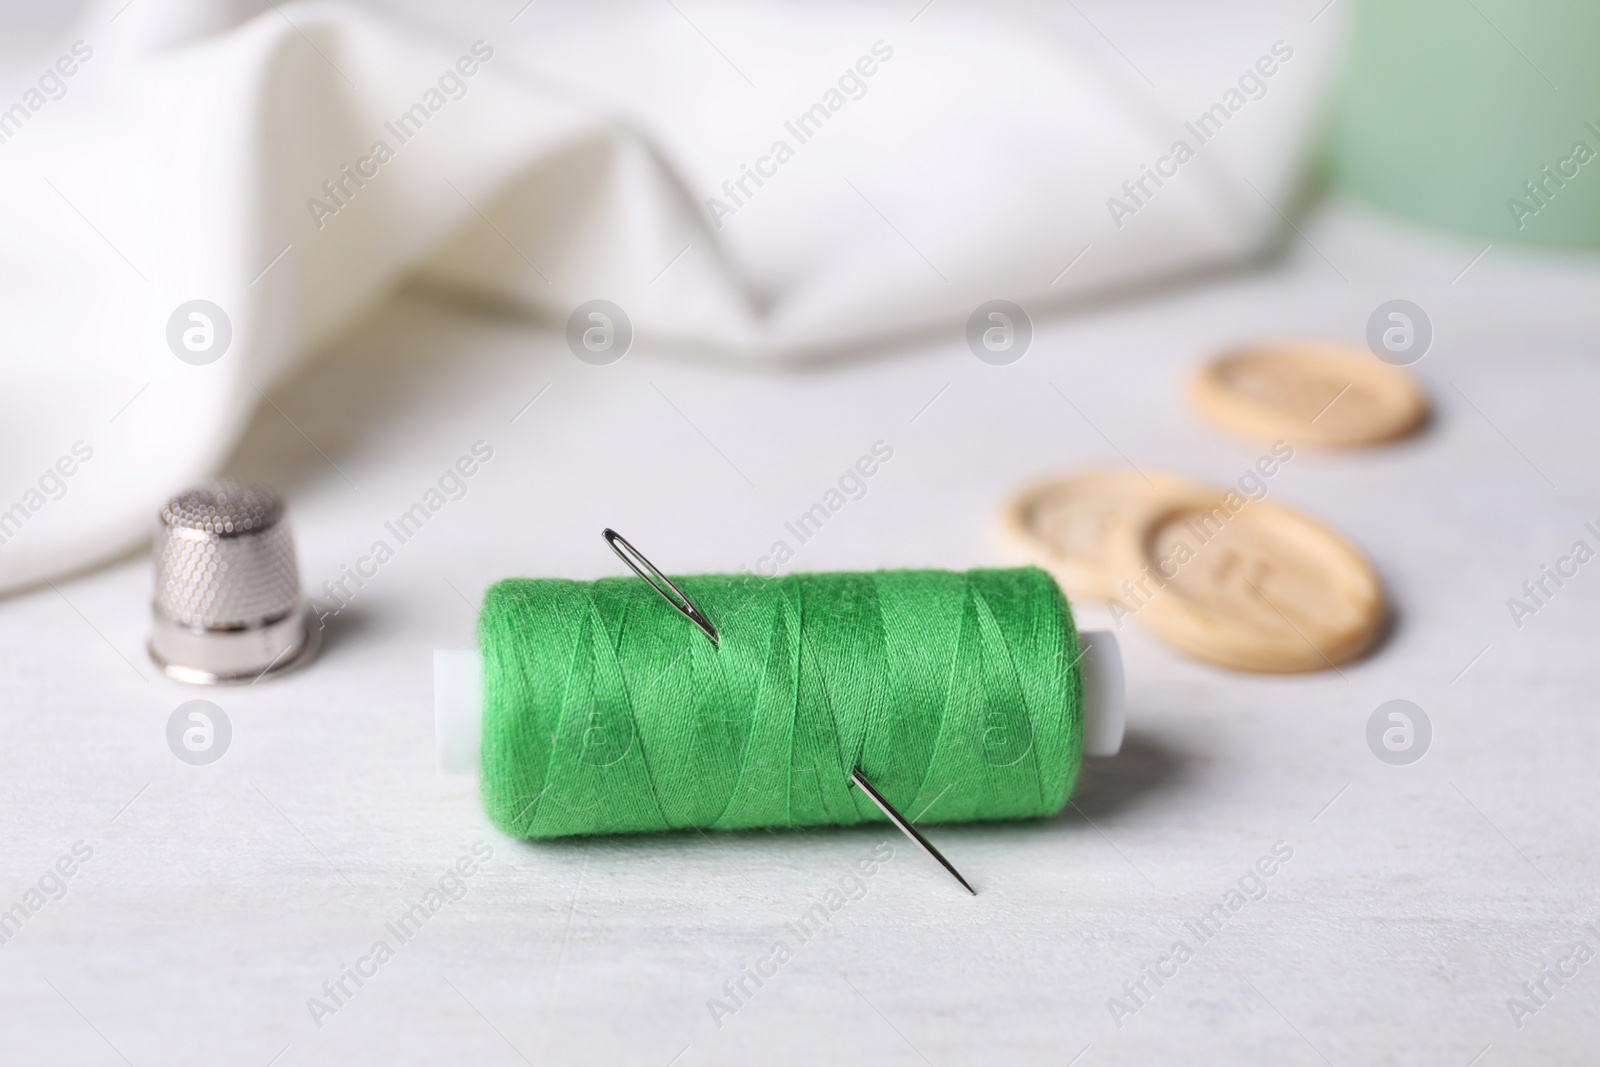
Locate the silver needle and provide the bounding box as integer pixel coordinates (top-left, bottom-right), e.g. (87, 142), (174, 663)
(850, 768), (975, 895)
(602, 528), (719, 647)
(602, 528), (979, 895)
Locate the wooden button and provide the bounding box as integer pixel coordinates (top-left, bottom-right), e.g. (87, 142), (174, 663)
(1103, 491), (1385, 673)
(998, 470), (1204, 600)
(1191, 339), (1427, 448)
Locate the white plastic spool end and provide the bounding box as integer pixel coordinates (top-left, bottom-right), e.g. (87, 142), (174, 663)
(1077, 630), (1126, 757)
(434, 650), (481, 775)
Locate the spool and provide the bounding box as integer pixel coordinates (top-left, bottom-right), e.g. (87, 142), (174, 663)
(435, 568), (1124, 839)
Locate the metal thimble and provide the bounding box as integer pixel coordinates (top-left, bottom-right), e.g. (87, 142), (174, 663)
(148, 480), (318, 685)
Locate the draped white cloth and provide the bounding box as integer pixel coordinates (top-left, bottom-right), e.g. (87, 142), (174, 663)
(0, 0), (1340, 593)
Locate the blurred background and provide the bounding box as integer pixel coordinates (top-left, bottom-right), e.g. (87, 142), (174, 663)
(0, 0), (1596, 592)
(2, 1), (1598, 1064)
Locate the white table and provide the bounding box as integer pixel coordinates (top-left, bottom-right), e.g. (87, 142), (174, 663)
(3, 201), (1599, 1065)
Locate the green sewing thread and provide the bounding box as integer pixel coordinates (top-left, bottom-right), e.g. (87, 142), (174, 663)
(478, 567), (1083, 839)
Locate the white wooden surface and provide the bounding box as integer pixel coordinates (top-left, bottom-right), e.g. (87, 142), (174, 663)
(3, 205), (1599, 1065)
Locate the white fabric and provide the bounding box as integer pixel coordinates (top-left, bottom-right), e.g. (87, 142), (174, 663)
(0, 0), (1339, 594)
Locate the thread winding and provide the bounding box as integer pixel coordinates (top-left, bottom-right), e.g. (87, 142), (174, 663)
(478, 567), (1083, 839)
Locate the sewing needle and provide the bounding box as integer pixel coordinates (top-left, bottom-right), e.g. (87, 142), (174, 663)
(850, 768), (976, 895)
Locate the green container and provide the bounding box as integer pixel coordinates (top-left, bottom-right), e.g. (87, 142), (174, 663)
(1331, 0), (1600, 248)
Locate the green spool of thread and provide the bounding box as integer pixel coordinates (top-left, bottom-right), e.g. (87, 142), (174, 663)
(434, 567), (1123, 840)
